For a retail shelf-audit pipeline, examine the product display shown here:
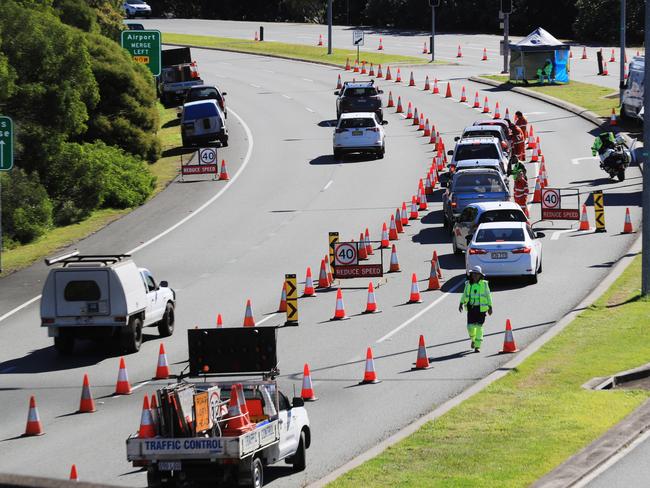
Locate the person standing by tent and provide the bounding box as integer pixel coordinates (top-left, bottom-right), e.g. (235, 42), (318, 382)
(458, 266), (493, 353)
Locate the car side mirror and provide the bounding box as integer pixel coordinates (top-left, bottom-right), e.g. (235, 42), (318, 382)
(159, 280), (168, 288)
(535, 232), (545, 239)
(334, 90), (340, 95)
(378, 89), (384, 94)
(447, 150), (454, 156)
(292, 397), (305, 408)
(382, 120), (388, 125)
(454, 136), (460, 141)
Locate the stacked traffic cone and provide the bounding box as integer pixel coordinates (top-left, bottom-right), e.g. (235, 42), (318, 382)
(401, 202), (409, 226)
(69, 465), (78, 481)
(387, 91), (394, 108)
(386, 66), (392, 80)
(138, 396), (156, 438)
(278, 282), (287, 312)
(115, 357), (132, 395)
(316, 258), (330, 287)
(223, 384), (254, 435)
(378, 37), (384, 50)
(216, 313), (223, 328)
(396, 68), (402, 82)
(243, 299), (255, 327)
(457, 45), (462, 58)
(422, 42), (429, 54)
(388, 244), (400, 272)
(623, 208), (634, 233)
(482, 96), (490, 113)
(396, 96), (403, 113)
(610, 108), (617, 126)
(303, 267), (316, 297)
(499, 319), (519, 354)
(432, 78), (439, 94)
(445, 82), (453, 98)
(331, 288), (348, 320)
(318, 34), (323, 46)
(24, 396), (44, 436)
(609, 49), (615, 62)
(389, 215), (399, 240)
(409, 71), (416, 86)
(493, 102), (501, 119)
(395, 208), (404, 233)
(78, 374), (96, 413)
(380, 222), (390, 248)
(219, 160), (229, 180)
(336, 74), (342, 89)
(406, 102), (413, 119)
(360, 347), (380, 384)
(407, 273), (422, 304)
(301, 364), (317, 401)
(369, 63), (375, 76)
(482, 48), (488, 61)
(358, 233), (368, 260)
(345, 58), (351, 70)
(460, 86), (467, 103)
(413, 335), (430, 370)
(473, 91), (480, 108)
(365, 228), (374, 255)
(579, 204), (590, 230)
(377, 64), (384, 78)
(363, 282), (380, 313)
(581, 47), (587, 59)
(423, 75), (430, 91)
(531, 176), (542, 204)
(410, 195), (419, 220)
(154, 343), (170, 379)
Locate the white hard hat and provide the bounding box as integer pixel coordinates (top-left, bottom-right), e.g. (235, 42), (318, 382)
(469, 266), (484, 275)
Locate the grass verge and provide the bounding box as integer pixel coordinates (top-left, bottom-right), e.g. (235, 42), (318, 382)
(162, 32), (432, 66)
(330, 254), (650, 487)
(1, 104), (185, 277)
(482, 75), (618, 117)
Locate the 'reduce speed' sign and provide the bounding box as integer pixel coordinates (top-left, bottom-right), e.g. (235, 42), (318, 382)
(120, 30), (162, 76)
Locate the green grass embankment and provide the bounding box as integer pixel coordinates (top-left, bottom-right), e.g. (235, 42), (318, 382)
(162, 32), (432, 67)
(330, 254), (650, 487)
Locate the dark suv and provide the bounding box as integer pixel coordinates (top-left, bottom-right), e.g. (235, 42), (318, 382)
(335, 81), (383, 120)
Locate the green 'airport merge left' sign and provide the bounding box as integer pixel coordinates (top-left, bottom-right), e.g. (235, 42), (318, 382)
(120, 30), (161, 76)
(0, 116), (13, 171)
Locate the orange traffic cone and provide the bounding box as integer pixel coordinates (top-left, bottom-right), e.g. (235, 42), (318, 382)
(401, 202), (409, 226)
(413, 106), (419, 125)
(427, 259), (441, 291)
(361, 61), (367, 74)
(138, 395), (156, 438)
(78, 373), (96, 413)
(482, 47), (488, 61)
(387, 91), (394, 108)
(378, 37), (384, 50)
(303, 266), (317, 297)
(499, 319), (519, 354)
(115, 357), (132, 395)
(610, 108), (617, 126)
(602, 60), (609, 75)
(424, 118), (431, 137)
(24, 395), (44, 436)
(243, 299), (255, 327)
(422, 41), (429, 54)
(609, 48), (616, 62)
(413, 335), (430, 370)
(460, 86), (467, 103)
(581, 46), (587, 59)
(345, 58), (351, 70)
(406, 102), (413, 119)
(623, 208), (634, 233)
(419, 187), (428, 210)
(216, 313), (223, 328)
(418, 113), (425, 130)
(493, 102), (501, 119)
(360, 347), (380, 384)
(318, 34), (323, 46)
(336, 74), (342, 89)
(278, 282), (287, 312)
(319, 258), (331, 288)
(358, 233), (368, 260)
(155, 343), (170, 379)
(410, 195), (419, 220)
(407, 273), (422, 304)
(473, 91), (480, 108)
(380, 222), (390, 248)
(389, 215), (399, 240)
(395, 208), (404, 233)
(531, 177), (542, 204)
(504, 107), (511, 121)
(369, 63), (375, 76)
(254, 31), (259, 41)
(223, 384), (255, 435)
(365, 228), (374, 255)
(432, 250), (443, 279)
(219, 159), (229, 180)
(331, 288), (348, 320)
(432, 78), (440, 94)
(353, 59), (359, 73)
(423, 75), (430, 91)
(396, 68), (402, 82)
(377, 64), (384, 78)
(301, 364), (318, 401)
(457, 45), (463, 58)
(389, 244), (400, 273)
(445, 82), (453, 98)
(150, 393), (159, 429)
(482, 96), (490, 113)
(363, 282), (380, 313)
(396, 96), (403, 113)
(325, 254), (334, 285)
(425, 173), (433, 194)
(409, 71), (415, 86)
(69, 464), (78, 481)
(386, 66), (392, 80)
(540, 159), (549, 188)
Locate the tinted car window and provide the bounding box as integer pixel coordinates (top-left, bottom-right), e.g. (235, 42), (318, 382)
(453, 173), (506, 193)
(343, 88), (377, 97)
(183, 102), (218, 120)
(479, 209), (527, 223)
(278, 392), (291, 411)
(339, 118), (375, 129)
(64, 281), (101, 301)
(187, 88), (221, 103)
(455, 144), (500, 161)
(475, 228), (525, 242)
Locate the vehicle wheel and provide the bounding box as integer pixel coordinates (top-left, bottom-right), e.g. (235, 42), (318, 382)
(292, 432), (307, 472)
(333, 149), (342, 160)
(239, 457), (263, 488)
(158, 302), (175, 337)
(617, 169), (626, 181)
(530, 266), (539, 284)
(54, 336), (75, 355)
(538, 259), (543, 274)
(121, 316), (143, 353)
(377, 147), (385, 159)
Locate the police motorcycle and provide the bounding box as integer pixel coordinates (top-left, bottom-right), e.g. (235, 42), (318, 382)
(592, 132), (632, 182)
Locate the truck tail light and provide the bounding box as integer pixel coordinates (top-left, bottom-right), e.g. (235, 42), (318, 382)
(511, 247), (532, 254)
(468, 248), (488, 255)
(114, 316), (127, 323)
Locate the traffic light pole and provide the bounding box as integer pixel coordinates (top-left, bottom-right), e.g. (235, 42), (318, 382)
(327, 0), (333, 55)
(643, 0), (650, 296)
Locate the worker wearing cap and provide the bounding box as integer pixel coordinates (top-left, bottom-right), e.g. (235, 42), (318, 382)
(458, 266), (493, 352)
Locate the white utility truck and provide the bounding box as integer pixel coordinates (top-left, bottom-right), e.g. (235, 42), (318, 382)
(40, 252), (175, 355)
(126, 328), (311, 488)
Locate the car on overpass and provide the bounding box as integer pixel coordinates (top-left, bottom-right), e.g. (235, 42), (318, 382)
(123, 0), (151, 18)
(333, 112), (387, 159)
(466, 221), (543, 283)
(335, 80), (384, 121)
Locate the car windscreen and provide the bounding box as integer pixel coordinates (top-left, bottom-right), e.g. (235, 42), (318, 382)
(479, 209), (527, 223)
(475, 227), (525, 243)
(339, 118), (375, 129)
(455, 143), (500, 161)
(343, 88), (377, 97)
(187, 88), (221, 102)
(452, 173), (506, 193)
(183, 103), (218, 120)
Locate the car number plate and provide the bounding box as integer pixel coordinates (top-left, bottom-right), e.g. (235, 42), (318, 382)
(352, 130), (363, 136)
(491, 252), (508, 259)
(158, 461), (181, 471)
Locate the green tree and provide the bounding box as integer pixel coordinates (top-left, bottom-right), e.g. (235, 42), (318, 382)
(54, 0), (98, 32)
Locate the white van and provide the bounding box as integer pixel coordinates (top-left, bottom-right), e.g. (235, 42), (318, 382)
(181, 99), (228, 147)
(622, 56), (644, 121)
(40, 252), (175, 355)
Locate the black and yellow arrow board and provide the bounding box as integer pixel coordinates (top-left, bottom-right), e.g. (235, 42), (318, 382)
(284, 274), (298, 325)
(593, 190), (606, 233)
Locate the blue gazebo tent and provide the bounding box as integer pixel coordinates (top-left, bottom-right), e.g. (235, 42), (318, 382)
(509, 27), (570, 83)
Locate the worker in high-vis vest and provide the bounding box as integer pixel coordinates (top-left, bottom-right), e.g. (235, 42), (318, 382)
(458, 266), (493, 352)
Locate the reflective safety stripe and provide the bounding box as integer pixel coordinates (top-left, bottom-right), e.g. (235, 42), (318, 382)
(461, 281), (492, 312)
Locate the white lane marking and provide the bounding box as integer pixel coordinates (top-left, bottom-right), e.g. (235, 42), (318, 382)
(130, 380), (151, 392)
(523, 111), (547, 115)
(572, 156), (597, 165)
(321, 180), (334, 191)
(250, 83), (261, 88)
(0, 108), (255, 324)
(572, 429), (650, 488)
(257, 313), (279, 326)
(305, 107), (315, 113)
(282, 94), (293, 100)
(302, 78), (314, 83)
(376, 280), (465, 343)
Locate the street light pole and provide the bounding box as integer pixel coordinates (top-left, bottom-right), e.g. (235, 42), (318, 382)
(431, 5), (435, 62)
(643, 0), (650, 296)
(502, 12), (510, 74)
(620, 0), (626, 103)
(327, 0), (332, 55)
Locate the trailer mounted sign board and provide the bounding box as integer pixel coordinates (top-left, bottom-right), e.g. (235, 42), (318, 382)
(352, 30), (364, 46)
(181, 149), (219, 180)
(120, 30), (162, 76)
(0, 116), (13, 171)
(541, 188), (580, 220)
(333, 241), (383, 279)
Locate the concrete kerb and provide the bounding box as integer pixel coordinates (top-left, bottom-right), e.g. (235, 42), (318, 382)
(311, 236), (643, 488)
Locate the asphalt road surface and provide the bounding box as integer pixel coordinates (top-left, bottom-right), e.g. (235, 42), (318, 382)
(0, 41), (643, 487)
(141, 18), (638, 91)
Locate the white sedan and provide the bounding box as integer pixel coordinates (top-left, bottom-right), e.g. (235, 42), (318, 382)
(466, 222), (543, 283)
(333, 112), (387, 159)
